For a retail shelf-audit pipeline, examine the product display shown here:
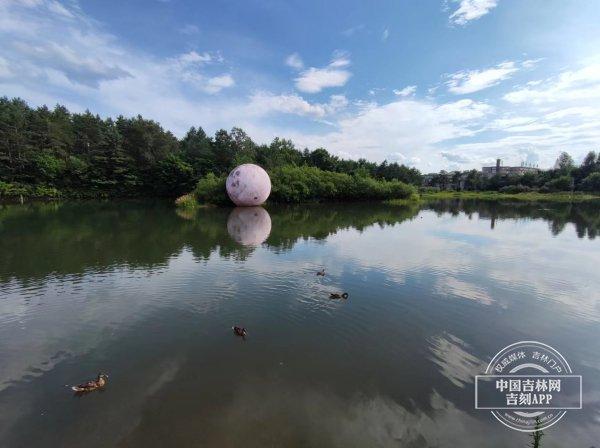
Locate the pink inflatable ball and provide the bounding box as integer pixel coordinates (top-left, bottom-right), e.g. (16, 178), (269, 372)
(226, 164), (271, 206)
(227, 207), (272, 246)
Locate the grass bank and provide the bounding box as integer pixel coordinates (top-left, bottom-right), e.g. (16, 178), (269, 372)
(418, 190), (600, 202)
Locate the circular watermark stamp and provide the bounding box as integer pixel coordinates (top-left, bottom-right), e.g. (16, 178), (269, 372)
(475, 341), (582, 432)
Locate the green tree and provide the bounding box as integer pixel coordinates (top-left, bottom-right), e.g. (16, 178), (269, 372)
(153, 154), (195, 197)
(581, 172), (600, 191)
(308, 148), (337, 171)
(48, 104), (74, 161)
(180, 126), (214, 176)
(117, 115), (178, 183)
(0, 97), (31, 182)
(554, 151), (574, 173)
(581, 151), (597, 171)
(0, 96), (429, 201)
(543, 175), (573, 192)
(212, 129), (236, 174)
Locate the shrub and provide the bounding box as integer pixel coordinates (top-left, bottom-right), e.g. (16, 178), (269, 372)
(190, 166), (418, 205)
(581, 172), (600, 192)
(499, 184), (532, 193)
(33, 153), (66, 184)
(0, 181), (26, 197)
(174, 193), (197, 209)
(0, 181), (61, 199)
(269, 165), (416, 203)
(543, 176), (573, 192)
(194, 173), (229, 204)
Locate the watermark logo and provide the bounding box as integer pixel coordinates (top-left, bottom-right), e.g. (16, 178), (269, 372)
(475, 341), (582, 432)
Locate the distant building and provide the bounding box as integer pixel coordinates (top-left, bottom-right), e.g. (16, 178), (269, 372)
(482, 159), (539, 178)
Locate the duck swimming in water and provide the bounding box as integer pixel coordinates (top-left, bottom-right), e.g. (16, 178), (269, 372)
(71, 373), (108, 393)
(232, 326), (247, 338)
(316, 269), (325, 276)
(329, 292), (349, 299)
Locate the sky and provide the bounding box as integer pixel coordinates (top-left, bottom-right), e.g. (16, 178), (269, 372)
(1, 0), (600, 172)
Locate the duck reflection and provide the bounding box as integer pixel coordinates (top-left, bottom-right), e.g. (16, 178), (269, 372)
(227, 207), (272, 246)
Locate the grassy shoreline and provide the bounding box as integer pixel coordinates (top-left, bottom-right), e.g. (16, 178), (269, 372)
(418, 190), (600, 202)
(4, 185), (600, 205)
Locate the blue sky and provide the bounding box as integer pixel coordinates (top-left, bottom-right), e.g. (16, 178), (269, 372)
(1, 0), (600, 172)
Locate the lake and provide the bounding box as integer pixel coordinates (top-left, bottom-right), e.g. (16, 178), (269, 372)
(1, 199), (599, 447)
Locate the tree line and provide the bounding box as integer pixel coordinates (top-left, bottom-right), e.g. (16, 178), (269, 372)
(2, 96), (598, 200)
(425, 151), (600, 193)
(0, 97), (421, 199)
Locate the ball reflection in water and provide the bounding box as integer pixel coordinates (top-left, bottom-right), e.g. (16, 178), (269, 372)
(226, 164), (271, 206)
(227, 207), (272, 246)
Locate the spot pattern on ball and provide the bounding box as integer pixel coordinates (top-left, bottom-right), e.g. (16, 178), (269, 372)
(226, 164), (271, 206)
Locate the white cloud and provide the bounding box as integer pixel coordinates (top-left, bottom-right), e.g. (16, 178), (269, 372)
(518, 148), (540, 165)
(388, 152), (421, 166)
(449, 0), (498, 26)
(489, 116), (536, 130)
(0, 56), (12, 77)
(393, 85), (417, 97)
(295, 67), (351, 93)
(446, 61), (518, 94)
(341, 24), (365, 37)
(46, 0), (75, 18)
(203, 74), (234, 94)
(2, 0), (598, 173)
(11, 40), (131, 87)
(328, 52), (351, 68)
(328, 94), (349, 110)
(368, 87), (385, 96)
(522, 58), (543, 69)
(440, 152), (471, 164)
(294, 53), (351, 93)
(382, 28), (389, 42)
(285, 52), (303, 70)
(544, 106), (599, 120)
(436, 98), (493, 120)
(248, 91), (347, 118)
(504, 63), (600, 104)
(169, 51), (233, 94)
(284, 98), (492, 164)
(175, 50), (214, 65)
(180, 24), (199, 35)
(0, 1), (498, 171)
(0, 0), (243, 134)
(451, 112), (600, 169)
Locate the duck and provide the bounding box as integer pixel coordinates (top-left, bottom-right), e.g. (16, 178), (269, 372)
(232, 326), (247, 338)
(71, 373), (108, 393)
(329, 292), (349, 299)
(316, 269), (326, 276)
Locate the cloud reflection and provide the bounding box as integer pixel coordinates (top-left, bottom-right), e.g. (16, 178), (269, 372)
(428, 332), (486, 388)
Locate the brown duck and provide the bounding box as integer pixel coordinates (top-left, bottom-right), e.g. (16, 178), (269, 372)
(232, 326), (247, 338)
(316, 269), (326, 276)
(71, 373), (108, 393)
(329, 292), (349, 299)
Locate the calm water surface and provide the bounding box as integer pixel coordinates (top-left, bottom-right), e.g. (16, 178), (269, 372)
(1, 200), (599, 447)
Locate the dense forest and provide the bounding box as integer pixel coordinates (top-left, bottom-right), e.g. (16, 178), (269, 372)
(1, 97), (599, 203)
(0, 97), (420, 200)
